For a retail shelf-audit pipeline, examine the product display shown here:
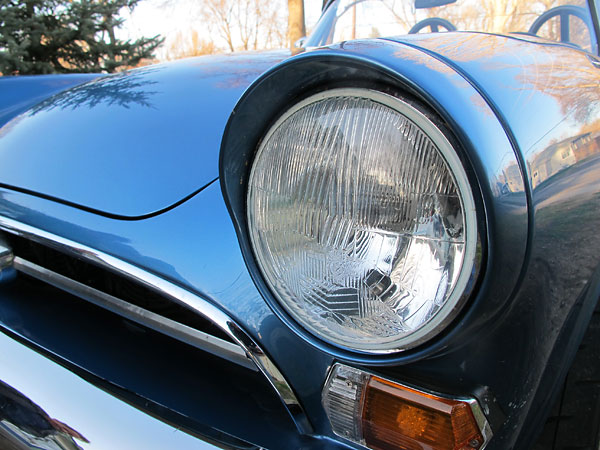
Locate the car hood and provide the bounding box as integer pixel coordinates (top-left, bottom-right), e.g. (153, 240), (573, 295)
(0, 51), (289, 218)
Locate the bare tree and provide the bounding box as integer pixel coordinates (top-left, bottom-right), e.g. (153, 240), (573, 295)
(199, 0), (286, 52)
(166, 30), (218, 59)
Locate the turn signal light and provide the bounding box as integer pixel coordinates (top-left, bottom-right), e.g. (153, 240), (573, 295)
(322, 365), (491, 450)
(363, 377), (483, 450)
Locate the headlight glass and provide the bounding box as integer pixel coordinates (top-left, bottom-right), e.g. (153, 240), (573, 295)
(247, 89), (477, 353)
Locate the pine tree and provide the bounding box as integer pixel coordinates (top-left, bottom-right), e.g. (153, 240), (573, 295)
(0, 0), (163, 75)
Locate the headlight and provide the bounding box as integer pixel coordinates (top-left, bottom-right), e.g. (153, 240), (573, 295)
(247, 88), (477, 353)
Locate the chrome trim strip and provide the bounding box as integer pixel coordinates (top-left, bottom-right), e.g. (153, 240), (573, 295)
(0, 238), (13, 271)
(0, 329), (257, 450)
(466, 398), (493, 450)
(12, 257), (255, 371)
(0, 216), (313, 435)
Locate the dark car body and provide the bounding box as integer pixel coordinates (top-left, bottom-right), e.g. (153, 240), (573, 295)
(1, 1), (600, 449)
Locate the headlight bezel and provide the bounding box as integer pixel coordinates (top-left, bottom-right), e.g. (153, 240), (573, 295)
(245, 86), (483, 355)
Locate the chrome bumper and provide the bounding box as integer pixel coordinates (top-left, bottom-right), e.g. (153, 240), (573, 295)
(0, 330), (228, 450)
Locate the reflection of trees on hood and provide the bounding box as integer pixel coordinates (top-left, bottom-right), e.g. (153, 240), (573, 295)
(30, 69), (161, 113)
(412, 32), (600, 123)
(186, 51), (288, 90)
(516, 50), (600, 123)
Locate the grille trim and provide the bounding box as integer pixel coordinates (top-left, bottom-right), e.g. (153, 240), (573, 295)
(13, 256), (254, 370)
(6, 232), (233, 342)
(0, 236), (12, 272)
(0, 215), (313, 435)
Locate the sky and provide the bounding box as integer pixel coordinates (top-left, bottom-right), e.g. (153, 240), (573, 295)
(118, 0), (324, 61)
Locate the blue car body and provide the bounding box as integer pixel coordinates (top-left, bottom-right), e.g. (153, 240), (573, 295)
(1, 4), (600, 449)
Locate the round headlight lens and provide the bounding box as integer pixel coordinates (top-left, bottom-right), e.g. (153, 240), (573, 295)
(247, 89), (477, 353)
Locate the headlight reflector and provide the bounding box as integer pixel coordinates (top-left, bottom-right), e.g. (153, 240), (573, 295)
(247, 89), (477, 353)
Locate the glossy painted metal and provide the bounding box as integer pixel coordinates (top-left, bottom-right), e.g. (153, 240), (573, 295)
(389, 33), (600, 448)
(0, 215), (312, 436)
(217, 37), (532, 442)
(0, 37), (530, 445)
(0, 329), (240, 450)
(0, 52), (288, 218)
(221, 40), (527, 364)
(220, 34), (600, 448)
(0, 74), (100, 129)
(0, 269), (305, 449)
(0, 21), (599, 450)
(0, 180), (336, 442)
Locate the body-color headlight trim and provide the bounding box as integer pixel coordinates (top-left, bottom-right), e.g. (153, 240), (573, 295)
(247, 88), (478, 353)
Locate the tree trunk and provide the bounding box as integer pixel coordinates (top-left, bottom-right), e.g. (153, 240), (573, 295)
(288, 0), (305, 53)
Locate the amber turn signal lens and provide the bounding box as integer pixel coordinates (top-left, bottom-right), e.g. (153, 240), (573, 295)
(322, 365), (491, 450)
(362, 377), (484, 450)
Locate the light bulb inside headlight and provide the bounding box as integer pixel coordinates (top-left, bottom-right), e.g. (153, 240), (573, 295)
(247, 88), (477, 353)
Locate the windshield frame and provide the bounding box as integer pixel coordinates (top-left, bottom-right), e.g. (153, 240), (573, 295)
(304, 0), (600, 55)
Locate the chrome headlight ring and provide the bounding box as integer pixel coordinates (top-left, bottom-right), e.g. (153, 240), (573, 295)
(247, 88), (479, 354)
